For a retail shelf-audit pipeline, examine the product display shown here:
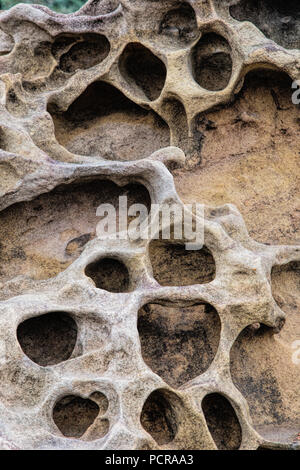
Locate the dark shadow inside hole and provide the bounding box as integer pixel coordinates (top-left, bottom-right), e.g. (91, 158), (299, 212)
(119, 43), (166, 100)
(149, 242), (216, 286)
(140, 389), (178, 445)
(230, 0), (300, 50)
(51, 35), (80, 59)
(49, 81), (170, 160)
(85, 258), (130, 293)
(17, 312), (77, 366)
(53, 395), (99, 438)
(202, 393), (242, 450)
(192, 33), (232, 91)
(159, 2), (198, 43)
(138, 302), (221, 388)
(58, 34), (110, 73)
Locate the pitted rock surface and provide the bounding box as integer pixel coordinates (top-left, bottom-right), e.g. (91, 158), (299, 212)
(0, 0), (299, 450)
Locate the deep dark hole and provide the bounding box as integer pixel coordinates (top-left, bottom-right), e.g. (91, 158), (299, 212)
(85, 257), (130, 293)
(58, 34), (110, 73)
(58, 81), (146, 122)
(242, 69), (293, 91)
(202, 393), (242, 450)
(140, 389), (178, 445)
(17, 312), (77, 366)
(119, 43), (166, 100)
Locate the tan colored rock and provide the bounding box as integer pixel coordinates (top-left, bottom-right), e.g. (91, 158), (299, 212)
(0, 0), (298, 450)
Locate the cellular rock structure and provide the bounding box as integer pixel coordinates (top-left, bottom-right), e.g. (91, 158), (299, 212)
(0, 0), (299, 450)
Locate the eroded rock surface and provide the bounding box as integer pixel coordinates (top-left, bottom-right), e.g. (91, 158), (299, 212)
(0, 0), (299, 451)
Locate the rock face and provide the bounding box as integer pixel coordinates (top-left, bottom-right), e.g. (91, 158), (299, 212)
(0, 0), (299, 450)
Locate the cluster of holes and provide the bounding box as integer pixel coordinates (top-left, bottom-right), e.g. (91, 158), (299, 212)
(84, 240), (216, 293)
(4, 0), (297, 450)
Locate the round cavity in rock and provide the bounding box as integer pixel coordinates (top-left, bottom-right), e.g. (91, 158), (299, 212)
(119, 43), (166, 100)
(53, 395), (100, 438)
(192, 33), (232, 91)
(202, 393), (242, 450)
(85, 258), (131, 293)
(17, 312), (77, 366)
(140, 389), (178, 445)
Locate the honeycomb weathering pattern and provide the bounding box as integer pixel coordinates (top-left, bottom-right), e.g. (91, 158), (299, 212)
(0, 0), (299, 450)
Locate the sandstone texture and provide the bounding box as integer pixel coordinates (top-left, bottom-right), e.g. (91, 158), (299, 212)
(0, 0), (299, 450)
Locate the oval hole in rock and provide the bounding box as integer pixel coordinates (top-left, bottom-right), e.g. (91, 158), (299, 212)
(17, 312), (77, 366)
(119, 43), (166, 100)
(49, 81), (170, 160)
(149, 241), (216, 286)
(59, 34), (110, 73)
(140, 389), (178, 445)
(202, 393), (242, 450)
(53, 395), (100, 438)
(138, 302), (221, 387)
(85, 258), (131, 293)
(192, 33), (232, 91)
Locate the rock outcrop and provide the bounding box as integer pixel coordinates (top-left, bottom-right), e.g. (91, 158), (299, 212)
(0, 0), (299, 450)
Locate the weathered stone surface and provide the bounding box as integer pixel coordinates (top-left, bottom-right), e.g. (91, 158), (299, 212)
(0, 0), (299, 450)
